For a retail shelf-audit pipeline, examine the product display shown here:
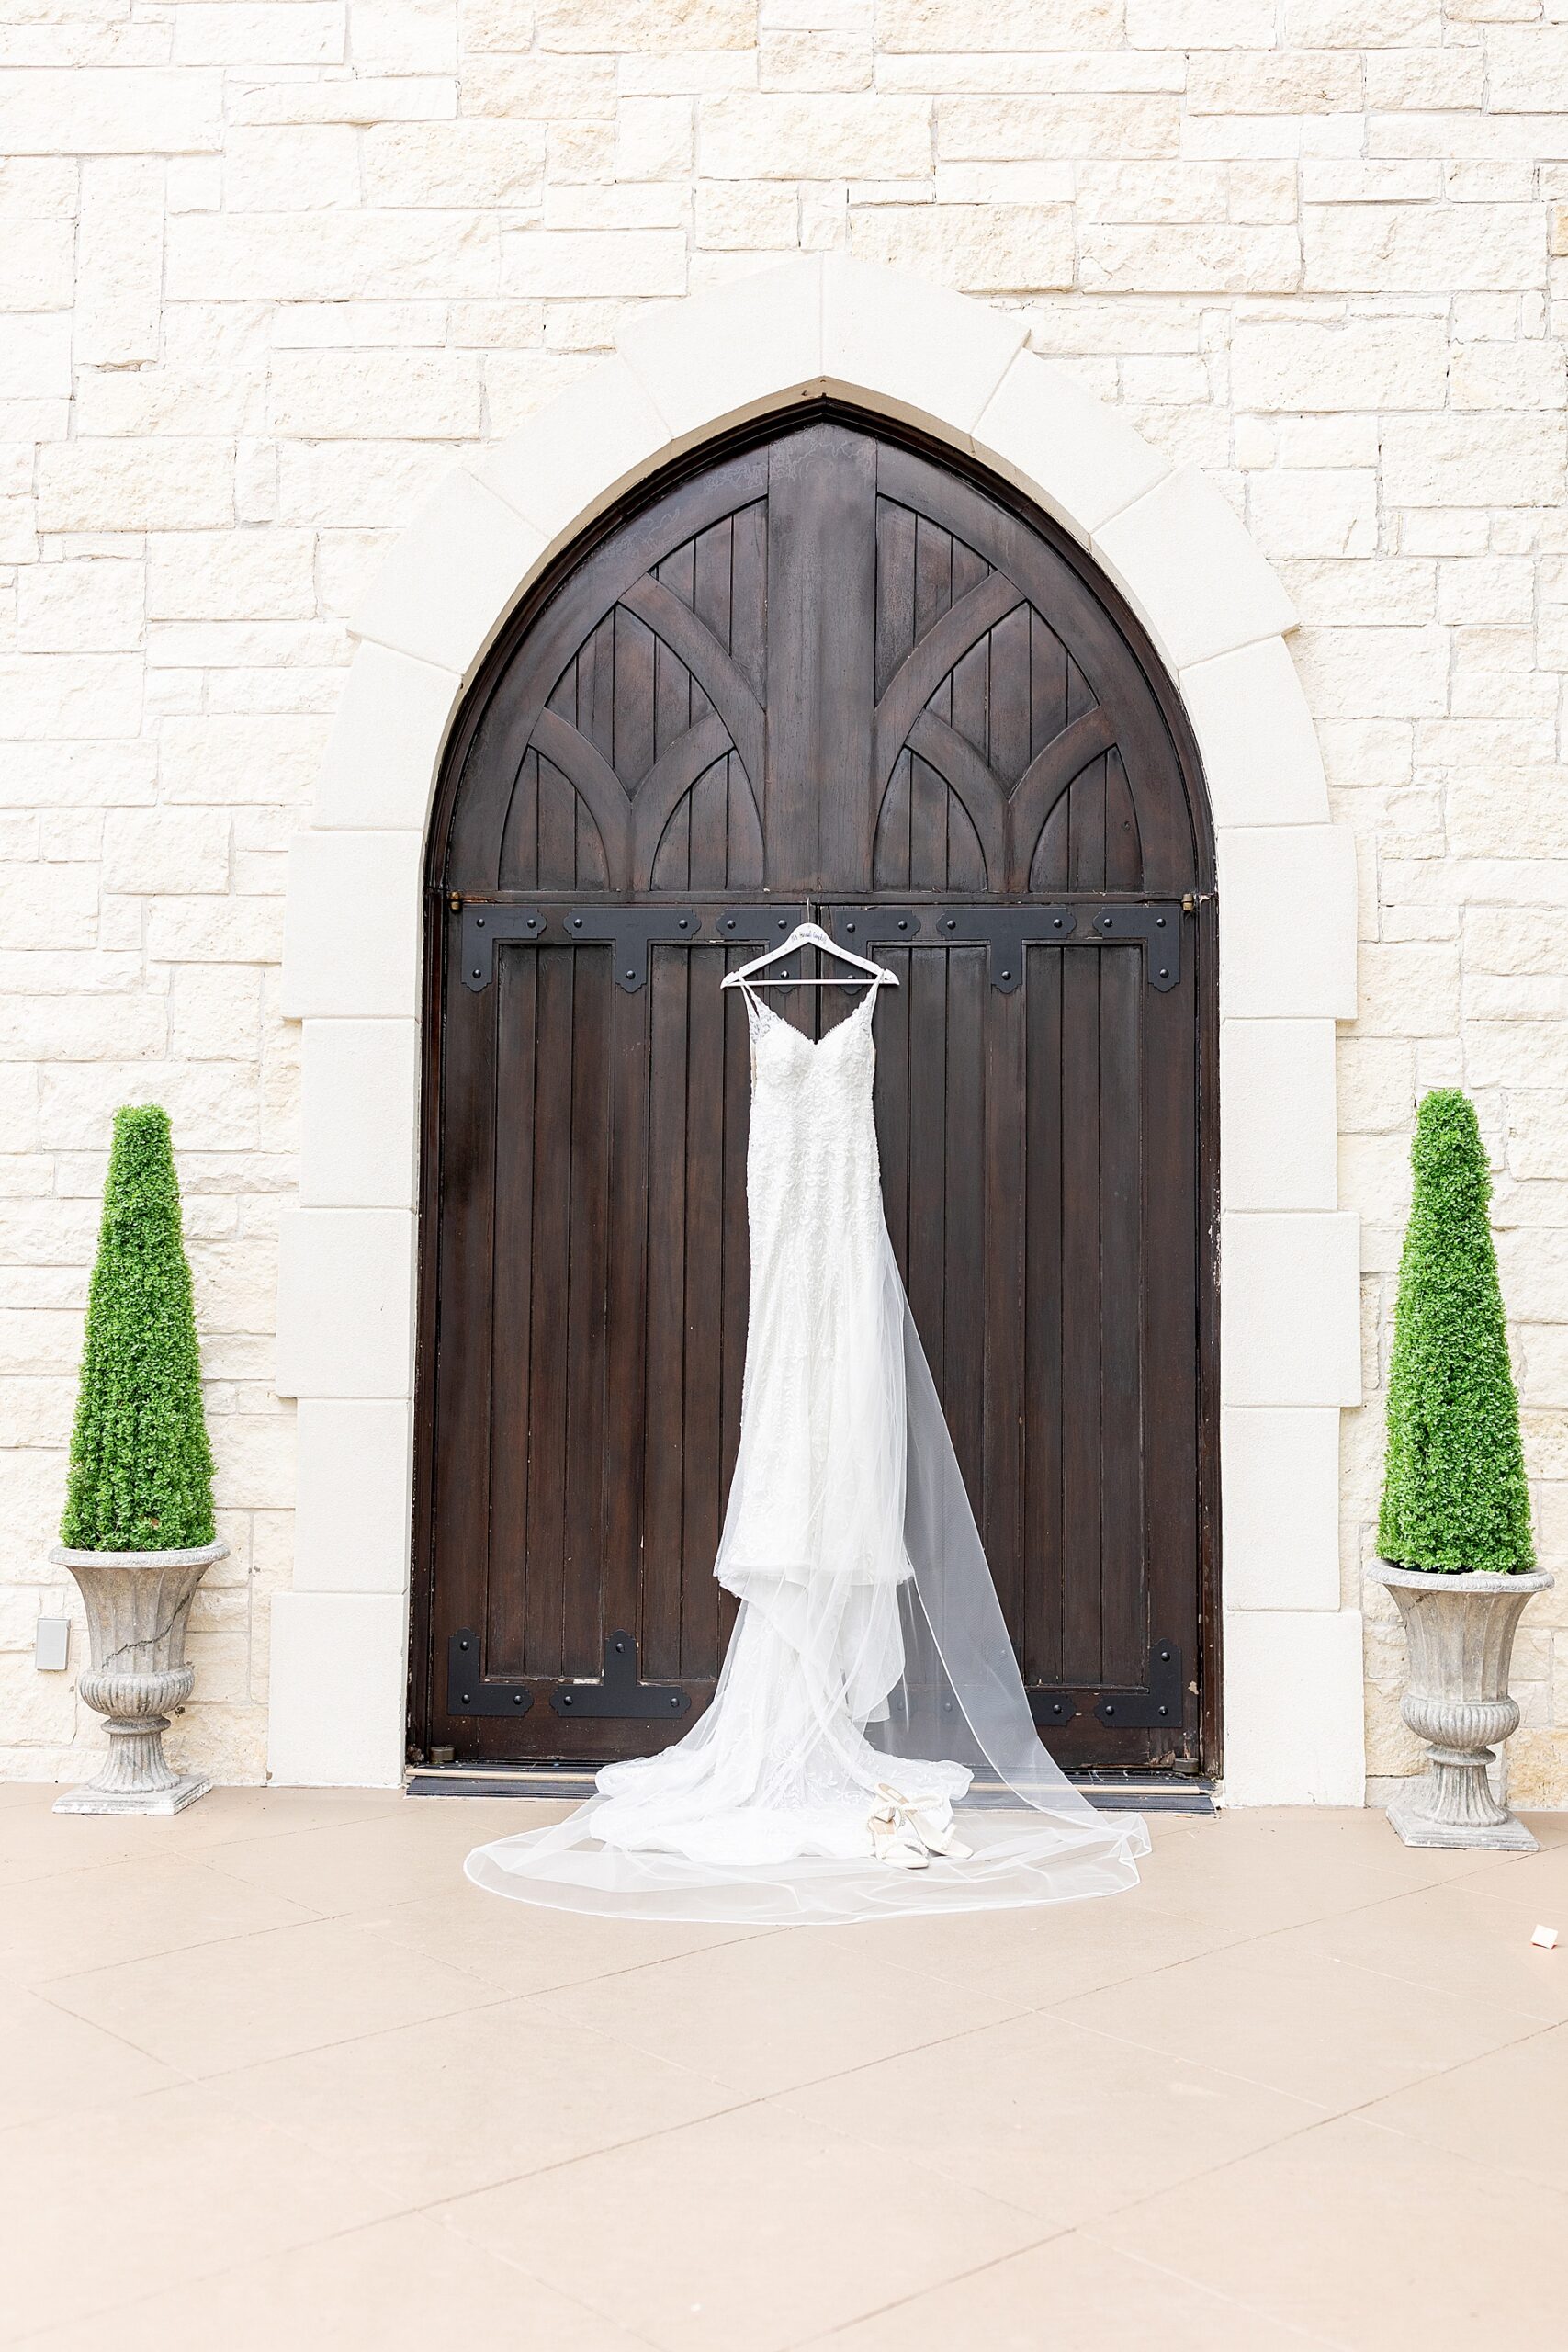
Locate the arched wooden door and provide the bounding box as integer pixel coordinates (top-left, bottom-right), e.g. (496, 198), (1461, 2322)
(412, 409), (1217, 1776)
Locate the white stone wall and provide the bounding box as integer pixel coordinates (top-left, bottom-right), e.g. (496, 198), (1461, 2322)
(2, 0), (1565, 1800)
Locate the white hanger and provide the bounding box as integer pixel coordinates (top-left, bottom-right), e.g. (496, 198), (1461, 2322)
(720, 919), (899, 990)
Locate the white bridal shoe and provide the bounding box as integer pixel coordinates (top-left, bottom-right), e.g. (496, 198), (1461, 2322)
(868, 1783), (974, 1870)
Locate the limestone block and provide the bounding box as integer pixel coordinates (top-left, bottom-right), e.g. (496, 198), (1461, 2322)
(1337, 1037), (1416, 1136)
(1383, 413), (1566, 510)
(160, 714), (330, 808)
(275, 1206), (415, 1397)
(974, 346), (1168, 545)
(1364, 44), (1483, 109)
(1218, 825), (1357, 1021)
(0, 654), (142, 741)
(503, 227), (688, 300)
(292, 1398), (412, 1593)
(695, 181), (800, 252)
(102, 808), (230, 898)
(224, 125), (360, 212)
(849, 201), (1076, 295)
(1223, 1608), (1366, 1804)
(615, 96), (694, 182)
(538, 0), (754, 43)
(1080, 224), (1301, 295)
(17, 561), (144, 654)
(39, 1058), (262, 1154)
(300, 1019), (418, 1209)
(475, 354), (673, 548)
(1126, 0), (1277, 39)
(268, 348), (482, 440)
(147, 529), (319, 623)
(76, 159), (164, 367)
(1223, 1407), (1342, 1610)
(1178, 639), (1329, 831)
(1450, 341), (1566, 413)
(0, 1651), (79, 1745)
(349, 0), (457, 74)
(0, 220), (73, 309)
(1488, 26), (1568, 112)
(1511, 1095), (1568, 1183)
(281, 830), (423, 1018)
(211, 1411), (297, 1512)
(0, 158), (76, 217)
(0, 69), (224, 155)
(167, 965), (265, 1060)
(1092, 467), (1297, 673)
(1292, 626), (1449, 721)
(462, 55), (615, 120)
(701, 93), (931, 181)
(37, 441), (234, 535)
(1355, 940), (1461, 1039)
(0, 314), (70, 402)
(880, 0), (1126, 43)
(172, 4), (345, 65)
(1305, 202), (1541, 295)
(619, 255), (822, 443)
(363, 119), (546, 208)
(1222, 1211), (1363, 1407)
(352, 466), (544, 675)
(939, 96), (1179, 161)
(1188, 49), (1361, 113)
(4, 990), (164, 1064)
(166, 210), (501, 303)
(267, 1589), (406, 1783)
(278, 439), (453, 531)
(1222, 1021), (1337, 1212)
(1249, 469), (1377, 560)
(2, 865), (97, 956)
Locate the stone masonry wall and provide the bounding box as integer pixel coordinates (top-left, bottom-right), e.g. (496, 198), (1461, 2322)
(2, 0), (1565, 1798)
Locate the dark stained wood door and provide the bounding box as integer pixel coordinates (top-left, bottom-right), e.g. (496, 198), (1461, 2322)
(414, 409), (1217, 1774)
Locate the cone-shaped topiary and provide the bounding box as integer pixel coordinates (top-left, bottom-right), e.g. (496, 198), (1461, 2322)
(1379, 1089), (1533, 1575)
(60, 1104), (216, 1552)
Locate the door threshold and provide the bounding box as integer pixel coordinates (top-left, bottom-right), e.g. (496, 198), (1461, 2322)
(405, 1764), (1215, 1813)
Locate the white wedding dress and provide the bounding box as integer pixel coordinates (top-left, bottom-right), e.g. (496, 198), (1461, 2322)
(467, 977), (1148, 1924)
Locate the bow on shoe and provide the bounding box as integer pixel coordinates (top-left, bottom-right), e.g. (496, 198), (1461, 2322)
(868, 1782), (973, 1870)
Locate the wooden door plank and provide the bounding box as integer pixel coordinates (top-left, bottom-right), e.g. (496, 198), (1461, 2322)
(487, 944), (537, 1677)
(562, 952), (612, 1679)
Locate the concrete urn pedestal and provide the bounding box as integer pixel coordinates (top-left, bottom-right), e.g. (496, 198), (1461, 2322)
(51, 1540), (229, 1815)
(1371, 1562), (1553, 1854)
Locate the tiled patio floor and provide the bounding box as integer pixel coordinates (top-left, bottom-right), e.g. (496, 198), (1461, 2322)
(1, 1782), (1564, 2349)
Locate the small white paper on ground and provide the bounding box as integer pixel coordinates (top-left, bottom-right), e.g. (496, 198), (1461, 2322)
(1529, 1924), (1558, 1950)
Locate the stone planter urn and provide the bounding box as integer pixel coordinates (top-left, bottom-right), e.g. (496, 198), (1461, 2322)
(51, 1540), (228, 1815)
(1371, 1562), (1553, 1853)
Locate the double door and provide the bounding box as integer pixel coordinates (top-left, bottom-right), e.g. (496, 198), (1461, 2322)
(415, 410), (1214, 1773)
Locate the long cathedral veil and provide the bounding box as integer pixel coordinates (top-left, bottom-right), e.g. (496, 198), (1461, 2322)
(467, 1041), (1149, 1925)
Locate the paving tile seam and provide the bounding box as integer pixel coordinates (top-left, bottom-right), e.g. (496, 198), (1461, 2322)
(2, 1989), (203, 2098)
(1025, 1999), (1414, 2115)
(1314, 2086), (1568, 2202)
(1068, 2223), (1359, 2351)
(3, 2196), (663, 2352)
(24, 1969), (524, 2084)
(778, 2228), (1068, 2349)
(1255, 1943), (1564, 2028)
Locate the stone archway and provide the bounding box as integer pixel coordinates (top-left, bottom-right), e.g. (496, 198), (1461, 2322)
(273, 254), (1362, 1805)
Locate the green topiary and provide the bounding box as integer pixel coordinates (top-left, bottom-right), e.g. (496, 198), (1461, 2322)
(60, 1104), (216, 1553)
(1379, 1089), (1533, 1575)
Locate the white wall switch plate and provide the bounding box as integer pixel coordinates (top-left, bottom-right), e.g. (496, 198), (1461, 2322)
(34, 1615), (70, 1673)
